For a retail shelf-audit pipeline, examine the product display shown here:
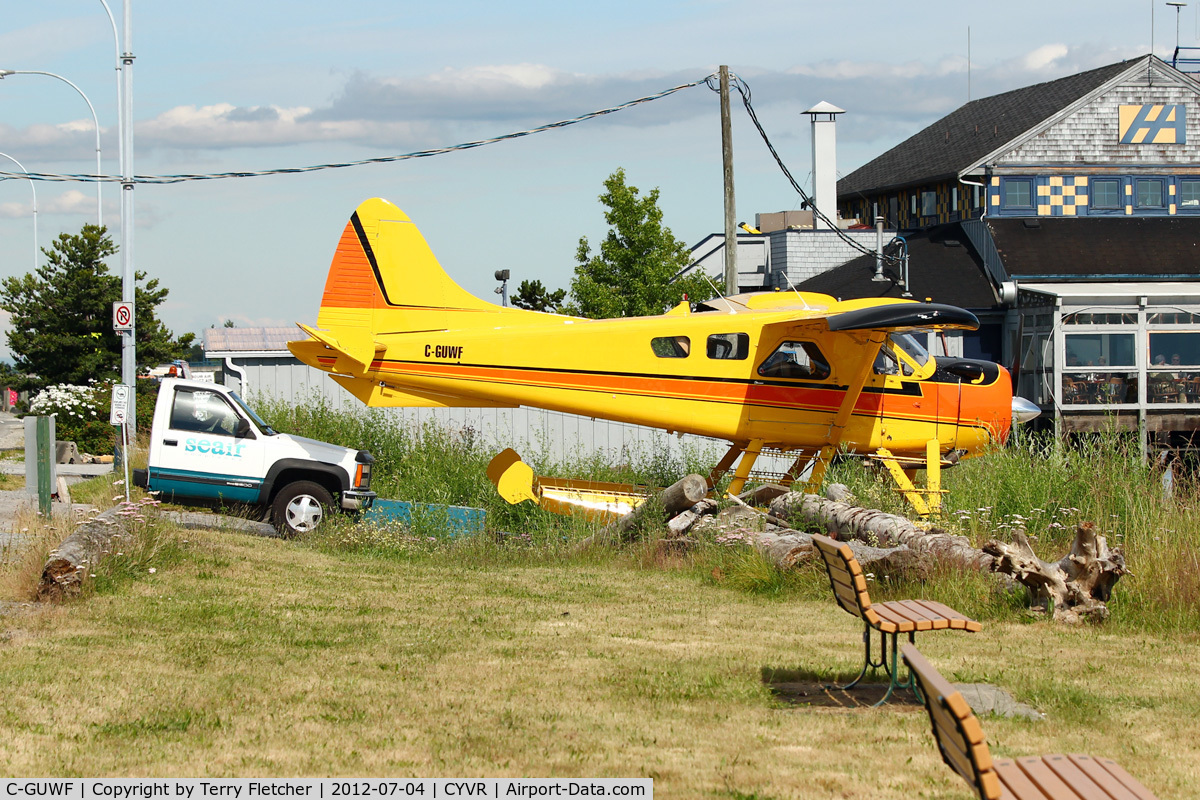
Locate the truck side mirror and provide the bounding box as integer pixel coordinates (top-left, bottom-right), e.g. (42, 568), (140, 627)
(235, 418), (253, 438)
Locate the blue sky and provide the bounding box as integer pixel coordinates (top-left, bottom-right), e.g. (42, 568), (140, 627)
(0, 1), (1181, 356)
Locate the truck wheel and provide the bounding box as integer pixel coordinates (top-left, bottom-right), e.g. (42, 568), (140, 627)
(272, 481), (333, 537)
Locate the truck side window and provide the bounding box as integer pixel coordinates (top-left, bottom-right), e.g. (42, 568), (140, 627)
(757, 341), (830, 380)
(707, 333), (749, 360)
(171, 388), (240, 436)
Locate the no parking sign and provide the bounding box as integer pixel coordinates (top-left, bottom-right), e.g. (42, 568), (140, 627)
(112, 300), (133, 331)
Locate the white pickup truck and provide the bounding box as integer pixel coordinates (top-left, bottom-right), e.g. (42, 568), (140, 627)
(133, 378), (376, 535)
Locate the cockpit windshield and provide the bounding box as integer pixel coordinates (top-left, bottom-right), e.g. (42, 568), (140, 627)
(890, 332), (931, 370)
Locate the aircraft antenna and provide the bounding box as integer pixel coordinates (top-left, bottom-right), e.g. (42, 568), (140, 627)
(779, 272), (812, 310)
(701, 274), (739, 313)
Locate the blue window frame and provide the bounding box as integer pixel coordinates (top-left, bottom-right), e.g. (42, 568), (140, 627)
(1092, 178), (1121, 209)
(1179, 179), (1200, 211)
(1003, 178), (1033, 209)
(1136, 178), (1165, 209)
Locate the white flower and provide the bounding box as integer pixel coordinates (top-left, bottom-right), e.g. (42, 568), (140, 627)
(148, 567), (157, 574)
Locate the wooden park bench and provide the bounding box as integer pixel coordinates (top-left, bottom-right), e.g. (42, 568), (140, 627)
(901, 643), (1161, 799)
(811, 533), (981, 705)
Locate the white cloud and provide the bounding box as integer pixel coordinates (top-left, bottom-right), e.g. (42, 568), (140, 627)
(1022, 43), (1072, 72)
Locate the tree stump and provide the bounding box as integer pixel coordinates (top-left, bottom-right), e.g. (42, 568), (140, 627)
(983, 522), (1126, 623)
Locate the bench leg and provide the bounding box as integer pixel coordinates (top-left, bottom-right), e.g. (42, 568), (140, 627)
(873, 631), (919, 707)
(841, 624), (886, 691)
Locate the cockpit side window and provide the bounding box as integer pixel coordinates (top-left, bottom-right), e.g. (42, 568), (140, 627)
(886, 332), (932, 377)
(757, 341), (830, 380)
(873, 347), (899, 375)
(707, 333), (749, 360)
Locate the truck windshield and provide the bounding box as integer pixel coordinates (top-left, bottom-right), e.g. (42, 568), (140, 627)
(230, 391), (278, 436)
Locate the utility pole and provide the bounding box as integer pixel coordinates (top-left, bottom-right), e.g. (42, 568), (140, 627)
(719, 66), (737, 296)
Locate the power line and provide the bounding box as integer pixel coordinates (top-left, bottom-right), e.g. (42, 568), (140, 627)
(0, 75), (715, 185)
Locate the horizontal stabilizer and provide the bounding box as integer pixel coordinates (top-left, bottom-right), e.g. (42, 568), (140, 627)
(486, 449), (649, 523)
(291, 323), (380, 376)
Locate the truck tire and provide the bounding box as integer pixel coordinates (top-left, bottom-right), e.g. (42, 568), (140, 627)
(272, 481), (333, 537)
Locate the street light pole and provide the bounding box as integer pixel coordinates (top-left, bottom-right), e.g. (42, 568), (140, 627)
(0, 70), (103, 227)
(120, 0), (137, 433)
(0, 152), (38, 271)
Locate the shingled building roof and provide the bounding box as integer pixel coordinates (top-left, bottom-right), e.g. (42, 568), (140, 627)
(988, 217), (1200, 279)
(797, 222), (998, 310)
(836, 58), (1140, 198)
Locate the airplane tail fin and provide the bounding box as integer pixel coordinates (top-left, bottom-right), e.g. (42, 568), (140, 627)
(289, 197), (501, 375)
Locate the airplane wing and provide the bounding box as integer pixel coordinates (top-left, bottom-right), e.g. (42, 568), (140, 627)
(824, 302), (979, 332)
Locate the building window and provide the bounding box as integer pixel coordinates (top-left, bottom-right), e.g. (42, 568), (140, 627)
(1136, 178), (1165, 208)
(910, 194), (918, 215)
(972, 185), (982, 209)
(1092, 178), (1121, 209)
(921, 191), (937, 217)
(1149, 333), (1200, 366)
(951, 187), (959, 213)
(1064, 333), (1136, 369)
(1003, 178), (1033, 209)
(1180, 179), (1200, 210)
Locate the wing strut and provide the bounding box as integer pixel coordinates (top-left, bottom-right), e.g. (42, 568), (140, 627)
(805, 332), (887, 492)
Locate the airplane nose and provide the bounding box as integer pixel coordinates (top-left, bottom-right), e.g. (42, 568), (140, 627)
(1012, 396), (1041, 424)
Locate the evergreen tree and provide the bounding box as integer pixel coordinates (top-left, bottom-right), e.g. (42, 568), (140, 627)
(511, 279), (566, 313)
(567, 168), (717, 319)
(0, 225), (194, 390)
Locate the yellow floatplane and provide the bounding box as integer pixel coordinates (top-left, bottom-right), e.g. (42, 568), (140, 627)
(289, 199), (1037, 520)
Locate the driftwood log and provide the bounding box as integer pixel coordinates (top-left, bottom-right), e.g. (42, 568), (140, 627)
(768, 487), (995, 572)
(578, 473), (709, 549)
(743, 528), (920, 576)
(38, 510), (127, 601)
(983, 523), (1126, 623)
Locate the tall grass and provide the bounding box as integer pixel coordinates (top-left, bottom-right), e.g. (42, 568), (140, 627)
(250, 396), (1200, 633)
(826, 427), (1200, 632)
(252, 393), (717, 552)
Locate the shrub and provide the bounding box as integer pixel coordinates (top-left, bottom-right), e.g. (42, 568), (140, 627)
(28, 382), (112, 454)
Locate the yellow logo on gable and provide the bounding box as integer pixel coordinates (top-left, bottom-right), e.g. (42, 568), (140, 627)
(1119, 104), (1186, 144)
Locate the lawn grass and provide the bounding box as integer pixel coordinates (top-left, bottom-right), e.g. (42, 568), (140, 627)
(1, 524), (1197, 798)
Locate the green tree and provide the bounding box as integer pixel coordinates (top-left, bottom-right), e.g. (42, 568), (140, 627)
(567, 168), (717, 319)
(0, 224), (194, 390)
(511, 279), (566, 313)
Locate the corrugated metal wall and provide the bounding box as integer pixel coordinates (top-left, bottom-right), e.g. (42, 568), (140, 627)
(226, 357), (734, 466)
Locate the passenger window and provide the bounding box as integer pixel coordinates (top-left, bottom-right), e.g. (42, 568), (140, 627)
(707, 333), (749, 360)
(757, 341), (830, 380)
(651, 336), (691, 358)
(170, 388), (240, 436)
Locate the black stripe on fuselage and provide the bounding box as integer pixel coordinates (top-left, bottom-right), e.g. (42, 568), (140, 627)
(369, 357), (991, 398)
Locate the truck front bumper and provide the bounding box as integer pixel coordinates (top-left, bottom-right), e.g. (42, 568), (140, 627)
(341, 490), (377, 511)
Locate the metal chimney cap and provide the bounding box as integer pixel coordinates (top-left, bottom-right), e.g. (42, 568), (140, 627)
(803, 101), (845, 116)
